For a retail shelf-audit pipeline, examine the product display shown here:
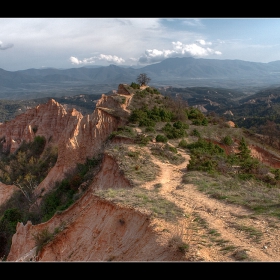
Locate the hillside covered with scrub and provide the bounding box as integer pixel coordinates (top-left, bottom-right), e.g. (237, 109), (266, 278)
(1, 80), (280, 261)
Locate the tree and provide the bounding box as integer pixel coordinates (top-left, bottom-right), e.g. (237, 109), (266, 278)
(237, 137), (251, 160)
(136, 73), (151, 86)
(13, 177), (41, 212)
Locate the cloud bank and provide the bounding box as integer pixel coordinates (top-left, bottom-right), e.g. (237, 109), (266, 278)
(70, 40), (222, 67)
(70, 54), (125, 65)
(139, 40), (222, 64)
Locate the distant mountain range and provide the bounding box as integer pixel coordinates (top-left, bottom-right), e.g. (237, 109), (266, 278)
(2, 57), (280, 100)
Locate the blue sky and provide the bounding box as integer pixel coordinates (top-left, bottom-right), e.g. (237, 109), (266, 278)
(1, 18), (280, 71)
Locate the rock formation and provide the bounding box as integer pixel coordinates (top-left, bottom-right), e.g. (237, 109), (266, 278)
(4, 85), (186, 262)
(0, 99), (81, 154)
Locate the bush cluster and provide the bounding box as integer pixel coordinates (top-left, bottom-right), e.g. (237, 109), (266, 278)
(186, 137), (279, 185)
(186, 108), (208, 126)
(130, 82), (140, 89)
(129, 106), (174, 127)
(162, 122), (188, 139)
(0, 136), (57, 186)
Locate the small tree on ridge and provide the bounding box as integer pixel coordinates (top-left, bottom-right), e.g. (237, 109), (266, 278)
(136, 73), (151, 86)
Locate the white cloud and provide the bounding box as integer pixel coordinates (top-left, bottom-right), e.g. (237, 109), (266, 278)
(138, 40), (222, 64)
(70, 54), (125, 65)
(99, 54), (125, 64)
(196, 39), (212, 46)
(0, 40), (14, 50)
(69, 56), (87, 65)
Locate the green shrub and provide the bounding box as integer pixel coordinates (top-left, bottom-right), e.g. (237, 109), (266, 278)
(40, 156), (100, 222)
(145, 126), (156, 133)
(237, 137), (251, 160)
(156, 134), (168, 143)
(135, 134), (151, 146)
(223, 135), (234, 146)
(0, 208), (23, 258)
(178, 139), (188, 148)
(130, 82), (140, 89)
(173, 121), (189, 129)
(167, 145), (177, 153)
(187, 108), (205, 120)
(191, 129), (201, 138)
(162, 123), (187, 139)
(33, 228), (54, 255)
(32, 136), (46, 155)
(139, 118), (156, 127)
(186, 139), (226, 173)
(129, 106), (174, 127)
(201, 118), (208, 126)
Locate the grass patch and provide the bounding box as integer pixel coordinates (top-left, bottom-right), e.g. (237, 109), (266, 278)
(154, 183), (163, 190)
(167, 211), (197, 254)
(232, 249), (251, 261)
(95, 187), (184, 221)
(220, 245), (237, 252)
(183, 171), (280, 219)
(231, 222), (263, 242)
(106, 144), (160, 185)
(33, 222), (66, 256)
(208, 229), (221, 236)
(151, 143), (185, 165)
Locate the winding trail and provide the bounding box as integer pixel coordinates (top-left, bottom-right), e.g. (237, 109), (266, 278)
(141, 145), (280, 261)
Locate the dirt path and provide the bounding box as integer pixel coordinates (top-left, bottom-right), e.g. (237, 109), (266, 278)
(141, 145), (280, 262)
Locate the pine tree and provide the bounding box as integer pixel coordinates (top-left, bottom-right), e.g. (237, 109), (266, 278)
(237, 137), (251, 160)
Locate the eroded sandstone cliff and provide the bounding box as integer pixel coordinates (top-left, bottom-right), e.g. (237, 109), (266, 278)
(7, 149), (185, 262)
(5, 84), (185, 262)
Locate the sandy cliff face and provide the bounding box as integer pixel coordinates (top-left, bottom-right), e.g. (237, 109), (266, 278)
(0, 99), (81, 154)
(35, 94), (126, 195)
(7, 153), (185, 262)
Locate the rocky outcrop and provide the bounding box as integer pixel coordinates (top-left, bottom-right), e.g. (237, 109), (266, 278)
(35, 94), (127, 195)
(224, 110), (234, 116)
(0, 99), (83, 154)
(226, 120), (235, 127)
(117, 84), (132, 95)
(0, 92), (131, 197)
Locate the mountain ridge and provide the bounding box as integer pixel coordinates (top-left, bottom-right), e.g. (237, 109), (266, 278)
(2, 57), (280, 100)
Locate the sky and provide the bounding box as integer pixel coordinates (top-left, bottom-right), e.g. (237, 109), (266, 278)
(1, 18), (280, 71)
